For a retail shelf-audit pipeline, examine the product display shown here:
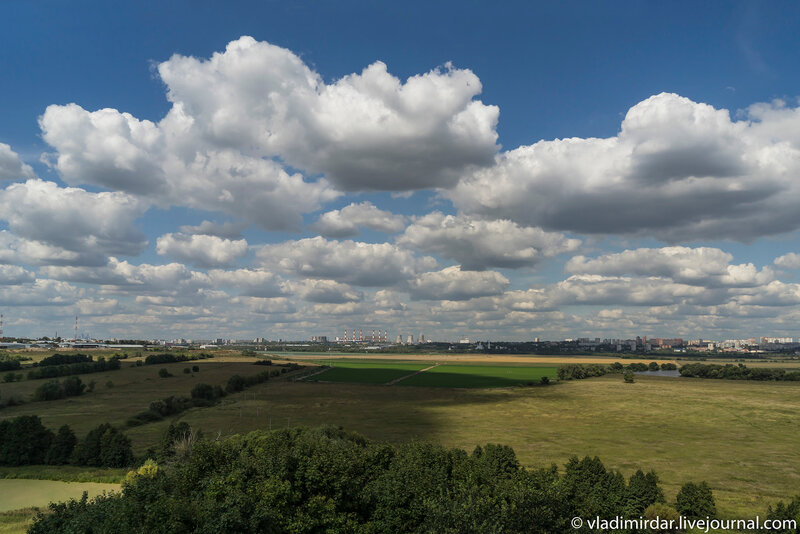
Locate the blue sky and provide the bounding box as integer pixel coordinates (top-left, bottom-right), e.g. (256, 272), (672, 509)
(2, 1), (800, 341)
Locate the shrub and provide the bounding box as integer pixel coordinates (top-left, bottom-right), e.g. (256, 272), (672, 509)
(190, 383), (216, 401)
(62, 376), (87, 397)
(225, 374), (246, 393)
(191, 365), (199, 372)
(539, 376), (550, 385)
(106, 381), (114, 388)
(675, 481), (716, 519)
(158, 368), (172, 378)
(623, 370), (635, 383)
(34, 380), (64, 401)
(158, 422), (193, 461)
(183, 367), (191, 374)
(149, 396), (191, 417)
(648, 362), (660, 371)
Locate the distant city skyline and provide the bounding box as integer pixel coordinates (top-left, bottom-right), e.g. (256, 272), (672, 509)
(2, 2), (800, 340)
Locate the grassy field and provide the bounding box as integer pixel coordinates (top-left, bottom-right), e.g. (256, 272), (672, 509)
(0, 358), (306, 450)
(168, 374), (800, 518)
(0, 479), (120, 534)
(2, 352), (799, 522)
(0, 508), (38, 534)
(307, 361), (429, 384)
(0, 479), (119, 512)
(397, 364), (557, 387)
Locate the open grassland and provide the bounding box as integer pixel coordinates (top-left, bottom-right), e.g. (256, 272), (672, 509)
(167, 374), (800, 518)
(3, 354), (799, 520)
(0, 479), (119, 512)
(397, 364), (557, 387)
(0, 358), (304, 441)
(0, 508), (38, 534)
(307, 362), (429, 384)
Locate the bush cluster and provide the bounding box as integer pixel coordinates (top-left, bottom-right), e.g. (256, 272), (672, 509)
(126, 385), (225, 427)
(2, 372), (23, 383)
(33, 376), (87, 401)
(557, 363), (608, 380)
(224, 371), (270, 393)
(0, 358), (22, 372)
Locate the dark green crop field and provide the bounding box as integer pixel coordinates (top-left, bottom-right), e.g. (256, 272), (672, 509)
(307, 362), (429, 384)
(397, 364), (558, 388)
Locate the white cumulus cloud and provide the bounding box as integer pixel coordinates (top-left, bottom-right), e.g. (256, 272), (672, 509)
(399, 212), (580, 270)
(311, 202), (407, 238)
(448, 93), (800, 241)
(257, 236), (436, 287)
(156, 233), (248, 267)
(566, 247), (774, 288)
(0, 142), (35, 181)
(407, 265), (509, 301)
(0, 179), (147, 261)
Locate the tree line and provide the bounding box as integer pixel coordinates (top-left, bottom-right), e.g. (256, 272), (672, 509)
(556, 362), (677, 381)
(26, 356), (121, 380)
(27, 425), (730, 533)
(143, 353), (213, 365)
(679, 363), (800, 381)
(0, 415), (132, 468)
